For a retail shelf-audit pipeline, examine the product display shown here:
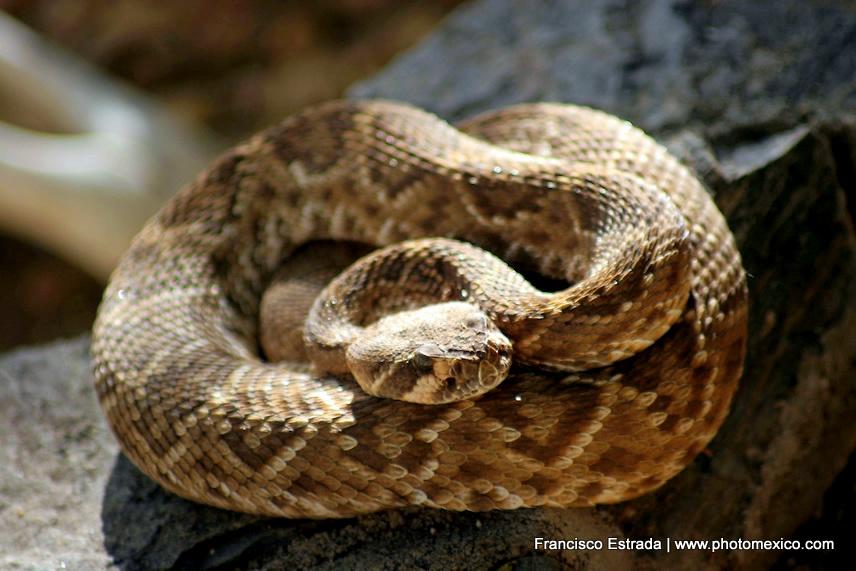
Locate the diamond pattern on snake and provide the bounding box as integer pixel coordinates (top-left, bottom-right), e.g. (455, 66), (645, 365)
(92, 100), (748, 518)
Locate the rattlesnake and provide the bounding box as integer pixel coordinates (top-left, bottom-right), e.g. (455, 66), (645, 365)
(92, 100), (747, 518)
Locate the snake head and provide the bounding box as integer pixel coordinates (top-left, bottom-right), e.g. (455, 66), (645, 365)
(345, 301), (513, 404)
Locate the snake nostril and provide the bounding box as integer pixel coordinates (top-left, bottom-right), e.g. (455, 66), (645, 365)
(412, 350), (434, 372)
(444, 377), (457, 391)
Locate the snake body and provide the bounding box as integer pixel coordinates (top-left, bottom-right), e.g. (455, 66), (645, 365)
(92, 100), (747, 518)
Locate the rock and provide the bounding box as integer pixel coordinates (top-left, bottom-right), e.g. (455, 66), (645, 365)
(350, 0), (856, 133)
(0, 339), (114, 570)
(3, 0), (856, 569)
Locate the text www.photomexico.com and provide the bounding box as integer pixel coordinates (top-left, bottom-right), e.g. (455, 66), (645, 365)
(533, 537), (835, 552)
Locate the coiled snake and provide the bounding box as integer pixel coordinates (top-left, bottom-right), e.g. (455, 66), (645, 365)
(92, 100), (747, 518)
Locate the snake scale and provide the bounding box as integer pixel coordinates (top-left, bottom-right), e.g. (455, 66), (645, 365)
(92, 100), (747, 518)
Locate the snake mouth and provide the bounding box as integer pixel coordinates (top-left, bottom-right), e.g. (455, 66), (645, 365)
(441, 342), (512, 400)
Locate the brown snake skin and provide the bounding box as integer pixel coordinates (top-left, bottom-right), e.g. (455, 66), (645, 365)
(92, 100), (748, 518)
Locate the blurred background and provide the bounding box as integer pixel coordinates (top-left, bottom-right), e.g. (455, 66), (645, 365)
(0, 0), (465, 352)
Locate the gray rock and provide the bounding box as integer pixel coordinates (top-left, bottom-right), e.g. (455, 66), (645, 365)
(351, 0), (856, 135)
(0, 338), (114, 570)
(4, 0), (856, 569)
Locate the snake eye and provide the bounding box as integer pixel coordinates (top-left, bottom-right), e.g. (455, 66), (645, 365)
(412, 350), (434, 372)
(465, 314), (487, 330)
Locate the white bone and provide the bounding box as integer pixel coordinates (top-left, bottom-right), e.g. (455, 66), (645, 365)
(0, 14), (220, 279)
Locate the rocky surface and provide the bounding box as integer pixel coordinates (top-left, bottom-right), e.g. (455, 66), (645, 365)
(351, 0), (856, 133)
(0, 339), (113, 569)
(3, 0), (856, 569)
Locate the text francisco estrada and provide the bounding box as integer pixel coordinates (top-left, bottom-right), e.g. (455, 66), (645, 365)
(534, 537), (662, 551)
